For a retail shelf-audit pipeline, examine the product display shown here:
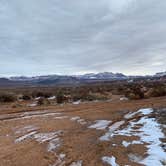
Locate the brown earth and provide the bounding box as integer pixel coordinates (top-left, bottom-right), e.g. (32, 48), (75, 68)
(0, 96), (166, 166)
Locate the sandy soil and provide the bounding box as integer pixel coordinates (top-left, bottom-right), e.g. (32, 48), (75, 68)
(0, 96), (166, 166)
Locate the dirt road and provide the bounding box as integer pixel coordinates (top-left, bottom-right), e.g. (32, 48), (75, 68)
(0, 97), (166, 166)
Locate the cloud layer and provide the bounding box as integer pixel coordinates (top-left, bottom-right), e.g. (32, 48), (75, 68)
(0, 0), (166, 76)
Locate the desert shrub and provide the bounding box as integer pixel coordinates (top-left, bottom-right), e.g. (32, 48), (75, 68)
(56, 91), (66, 104)
(125, 86), (144, 100)
(22, 94), (31, 100)
(32, 91), (53, 98)
(72, 91), (107, 102)
(37, 97), (50, 105)
(0, 93), (17, 103)
(148, 86), (166, 97)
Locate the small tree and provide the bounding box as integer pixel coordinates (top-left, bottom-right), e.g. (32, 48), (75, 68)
(56, 91), (65, 104)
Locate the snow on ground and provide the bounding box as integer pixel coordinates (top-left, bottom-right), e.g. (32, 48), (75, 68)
(54, 116), (68, 120)
(15, 131), (37, 143)
(120, 97), (128, 101)
(73, 100), (81, 105)
(15, 130), (62, 152)
(104, 108), (166, 166)
(124, 108), (153, 119)
(102, 156), (119, 166)
(124, 112), (138, 119)
(15, 125), (38, 134)
(70, 117), (80, 121)
(28, 103), (37, 107)
(69, 160), (82, 166)
(22, 112), (62, 119)
(47, 138), (61, 152)
(88, 120), (112, 130)
(100, 121), (125, 141)
(99, 108), (166, 165)
(33, 131), (62, 143)
(122, 140), (143, 147)
(48, 96), (56, 100)
(128, 153), (143, 163)
(70, 116), (87, 125)
(0, 110), (63, 122)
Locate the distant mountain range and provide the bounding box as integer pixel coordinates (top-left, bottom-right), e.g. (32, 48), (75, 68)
(0, 72), (165, 87)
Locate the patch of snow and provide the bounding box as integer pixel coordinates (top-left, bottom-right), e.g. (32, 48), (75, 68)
(109, 108), (166, 166)
(34, 131), (62, 143)
(15, 125), (38, 134)
(124, 112), (138, 119)
(48, 96), (56, 100)
(138, 108), (153, 115)
(70, 160), (82, 166)
(120, 97), (128, 101)
(21, 112), (61, 120)
(122, 140), (143, 147)
(77, 119), (87, 125)
(15, 130), (62, 151)
(70, 116), (80, 121)
(88, 120), (112, 130)
(15, 131), (37, 143)
(122, 141), (131, 147)
(54, 116), (68, 120)
(124, 108), (153, 119)
(70, 116), (87, 125)
(47, 138), (60, 152)
(28, 103), (37, 107)
(100, 121), (125, 141)
(73, 100), (81, 105)
(102, 156), (119, 166)
(59, 153), (66, 159)
(128, 154), (143, 163)
(35, 97), (41, 100)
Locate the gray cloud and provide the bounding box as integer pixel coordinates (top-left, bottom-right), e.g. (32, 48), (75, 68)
(0, 0), (166, 76)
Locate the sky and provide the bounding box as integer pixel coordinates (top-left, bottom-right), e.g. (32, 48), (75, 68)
(0, 0), (166, 76)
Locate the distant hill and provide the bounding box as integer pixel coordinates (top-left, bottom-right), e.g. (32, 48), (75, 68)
(155, 71), (166, 77)
(0, 72), (165, 87)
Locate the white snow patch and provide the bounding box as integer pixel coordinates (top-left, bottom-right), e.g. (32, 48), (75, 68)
(35, 97), (41, 100)
(70, 116), (87, 125)
(70, 117), (80, 121)
(124, 108), (153, 119)
(28, 103), (37, 107)
(122, 141), (131, 147)
(102, 156), (119, 166)
(77, 119), (87, 125)
(70, 160), (82, 166)
(15, 131), (37, 143)
(59, 153), (66, 159)
(73, 100), (81, 105)
(128, 154), (143, 163)
(15, 125), (38, 134)
(48, 96), (56, 100)
(20, 112), (61, 120)
(122, 140), (143, 147)
(124, 112), (138, 119)
(108, 108), (166, 166)
(47, 138), (60, 152)
(54, 116), (68, 120)
(15, 130), (62, 152)
(138, 108), (153, 115)
(34, 131), (62, 143)
(88, 120), (112, 130)
(120, 97), (128, 101)
(100, 121), (125, 141)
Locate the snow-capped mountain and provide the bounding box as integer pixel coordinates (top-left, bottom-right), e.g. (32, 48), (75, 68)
(155, 71), (166, 77)
(9, 72), (128, 82)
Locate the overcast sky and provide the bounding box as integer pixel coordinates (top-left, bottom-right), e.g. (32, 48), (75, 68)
(0, 0), (166, 76)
